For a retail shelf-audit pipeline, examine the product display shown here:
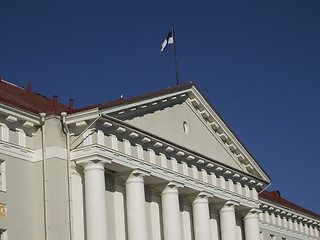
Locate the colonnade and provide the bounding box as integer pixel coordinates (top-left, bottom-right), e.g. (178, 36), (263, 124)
(82, 160), (260, 240)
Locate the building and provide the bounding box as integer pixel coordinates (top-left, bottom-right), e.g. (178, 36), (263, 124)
(0, 78), (319, 240)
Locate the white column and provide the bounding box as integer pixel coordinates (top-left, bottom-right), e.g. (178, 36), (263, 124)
(112, 177), (127, 240)
(180, 199), (194, 240)
(125, 169), (150, 240)
(192, 192), (212, 240)
(83, 161), (108, 240)
(243, 209), (261, 240)
(146, 190), (162, 240)
(210, 210), (221, 240)
(219, 201), (238, 240)
(315, 225), (319, 237)
(161, 181), (183, 240)
(71, 163), (85, 240)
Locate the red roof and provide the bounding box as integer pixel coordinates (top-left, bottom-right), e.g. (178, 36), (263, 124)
(0, 79), (194, 115)
(260, 190), (320, 218)
(69, 82), (195, 113)
(0, 79), (69, 114)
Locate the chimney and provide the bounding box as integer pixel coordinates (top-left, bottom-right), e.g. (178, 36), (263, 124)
(27, 83), (32, 93)
(69, 99), (74, 110)
(53, 96), (58, 108)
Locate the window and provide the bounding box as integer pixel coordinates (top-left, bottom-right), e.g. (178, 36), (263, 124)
(0, 124), (9, 142)
(0, 161), (6, 191)
(183, 121), (189, 134)
(16, 128), (26, 147)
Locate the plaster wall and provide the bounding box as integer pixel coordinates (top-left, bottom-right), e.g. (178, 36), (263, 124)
(0, 153), (44, 240)
(125, 102), (241, 170)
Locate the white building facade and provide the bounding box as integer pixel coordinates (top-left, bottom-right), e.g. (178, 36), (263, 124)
(0, 79), (319, 240)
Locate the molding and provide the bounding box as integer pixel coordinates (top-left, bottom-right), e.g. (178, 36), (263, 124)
(71, 144), (259, 209)
(0, 140), (34, 161)
(82, 115), (267, 190)
(65, 108), (100, 125)
(34, 146), (67, 162)
(0, 102), (40, 125)
(187, 88), (270, 182)
(260, 198), (320, 228)
(259, 221), (318, 240)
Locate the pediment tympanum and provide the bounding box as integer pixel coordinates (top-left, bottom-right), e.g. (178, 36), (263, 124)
(100, 84), (270, 182)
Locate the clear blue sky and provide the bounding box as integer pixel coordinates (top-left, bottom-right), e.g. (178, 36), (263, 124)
(1, 1), (320, 214)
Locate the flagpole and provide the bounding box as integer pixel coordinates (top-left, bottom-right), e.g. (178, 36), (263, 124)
(172, 24), (180, 86)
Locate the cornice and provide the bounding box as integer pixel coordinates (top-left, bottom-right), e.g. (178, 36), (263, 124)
(0, 140), (35, 161)
(65, 111), (268, 190)
(0, 103), (40, 133)
(64, 108), (100, 125)
(259, 222), (318, 240)
(260, 198), (320, 228)
(188, 87), (270, 182)
(107, 115), (266, 187)
(70, 144), (259, 209)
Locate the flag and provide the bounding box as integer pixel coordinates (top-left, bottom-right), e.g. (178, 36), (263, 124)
(160, 31), (174, 52)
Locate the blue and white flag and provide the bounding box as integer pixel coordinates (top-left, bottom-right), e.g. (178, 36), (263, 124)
(160, 31), (174, 52)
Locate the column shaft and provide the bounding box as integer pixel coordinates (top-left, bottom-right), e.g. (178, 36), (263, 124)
(71, 164), (85, 240)
(192, 193), (211, 240)
(84, 161), (108, 240)
(243, 210), (260, 240)
(219, 202), (237, 240)
(126, 170), (149, 240)
(161, 183), (182, 240)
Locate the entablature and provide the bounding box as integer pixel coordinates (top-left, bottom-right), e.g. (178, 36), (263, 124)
(66, 113), (268, 192)
(71, 143), (260, 210)
(0, 139), (35, 161)
(260, 199), (320, 229)
(0, 102), (40, 136)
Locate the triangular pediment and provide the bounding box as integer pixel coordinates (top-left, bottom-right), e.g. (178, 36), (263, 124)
(100, 84), (270, 182)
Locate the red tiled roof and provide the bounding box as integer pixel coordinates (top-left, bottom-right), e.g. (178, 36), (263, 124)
(69, 82), (195, 113)
(0, 79), (69, 114)
(0, 79), (194, 115)
(260, 190), (320, 218)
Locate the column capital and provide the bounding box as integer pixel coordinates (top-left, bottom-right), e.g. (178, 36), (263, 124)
(154, 180), (184, 193)
(192, 191), (213, 205)
(167, 180), (184, 188)
(243, 208), (261, 220)
(71, 162), (84, 175)
(81, 160), (108, 172)
(122, 168), (150, 184)
(219, 200), (239, 214)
